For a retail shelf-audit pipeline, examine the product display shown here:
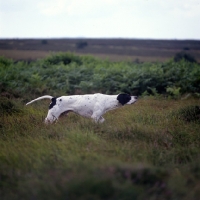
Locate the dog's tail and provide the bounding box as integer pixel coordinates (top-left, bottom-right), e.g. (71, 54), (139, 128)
(26, 95), (53, 105)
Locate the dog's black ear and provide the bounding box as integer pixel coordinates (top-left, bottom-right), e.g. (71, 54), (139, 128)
(49, 97), (57, 109)
(117, 93), (131, 105)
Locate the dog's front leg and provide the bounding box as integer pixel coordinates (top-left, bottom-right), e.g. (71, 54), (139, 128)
(91, 116), (105, 123)
(45, 108), (60, 124)
(98, 116), (105, 123)
(91, 116), (102, 123)
(91, 112), (105, 123)
(45, 115), (58, 124)
(91, 104), (105, 123)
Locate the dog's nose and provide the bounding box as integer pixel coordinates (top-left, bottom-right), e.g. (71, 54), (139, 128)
(135, 96), (138, 99)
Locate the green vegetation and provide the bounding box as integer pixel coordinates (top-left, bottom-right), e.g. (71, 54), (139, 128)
(0, 52), (200, 98)
(0, 53), (200, 199)
(1, 97), (200, 199)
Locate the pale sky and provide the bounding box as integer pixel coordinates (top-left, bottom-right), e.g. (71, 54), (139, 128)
(0, 0), (200, 39)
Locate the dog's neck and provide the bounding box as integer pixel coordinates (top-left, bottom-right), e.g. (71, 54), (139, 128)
(103, 95), (122, 112)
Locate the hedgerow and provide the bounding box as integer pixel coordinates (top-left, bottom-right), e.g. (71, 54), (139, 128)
(0, 53), (200, 98)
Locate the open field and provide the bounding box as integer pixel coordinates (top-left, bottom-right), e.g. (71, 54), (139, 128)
(1, 97), (200, 200)
(0, 38), (200, 62)
(0, 51), (200, 199)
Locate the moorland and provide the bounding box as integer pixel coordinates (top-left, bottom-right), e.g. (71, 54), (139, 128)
(0, 39), (200, 199)
(0, 38), (200, 62)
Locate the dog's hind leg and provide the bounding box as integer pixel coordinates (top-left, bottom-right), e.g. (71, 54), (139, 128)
(98, 116), (105, 123)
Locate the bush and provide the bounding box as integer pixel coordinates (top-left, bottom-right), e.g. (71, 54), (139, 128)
(0, 56), (13, 67)
(176, 105), (200, 122)
(174, 52), (197, 63)
(0, 98), (23, 116)
(0, 54), (200, 98)
(42, 52), (82, 65)
(41, 39), (48, 45)
(76, 41), (88, 49)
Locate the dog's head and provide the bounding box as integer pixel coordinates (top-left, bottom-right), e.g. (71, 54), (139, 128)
(117, 93), (137, 106)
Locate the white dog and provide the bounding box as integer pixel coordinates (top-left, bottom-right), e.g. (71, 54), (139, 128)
(26, 93), (137, 124)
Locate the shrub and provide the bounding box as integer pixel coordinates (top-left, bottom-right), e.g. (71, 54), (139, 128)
(1, 53), (200, 97)
(41, 39), (48, 45)
(174, 52), (197, 63)
(76, 41), (88, 49)
(176, 105), (200, 122)
(42, 52), (82, 65)
(0, 56), (13, 67)
(166, 86), (181, 99)
(0, 98), (23, 116)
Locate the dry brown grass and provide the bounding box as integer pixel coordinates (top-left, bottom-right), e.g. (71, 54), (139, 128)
(1, 38), (200, 62)
(0, 49), (50, 61)
(0, 49), (169, 62)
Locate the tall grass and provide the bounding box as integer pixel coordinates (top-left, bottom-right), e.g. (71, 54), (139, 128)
(1, 53), (200, 199)
(0, 97), (200, 199)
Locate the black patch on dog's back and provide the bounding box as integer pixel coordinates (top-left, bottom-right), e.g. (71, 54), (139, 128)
(117, 93), (131, 106)
(49, 97), (57, 109)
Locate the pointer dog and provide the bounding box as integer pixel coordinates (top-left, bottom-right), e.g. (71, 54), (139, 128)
(26, 93), (137, 124)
